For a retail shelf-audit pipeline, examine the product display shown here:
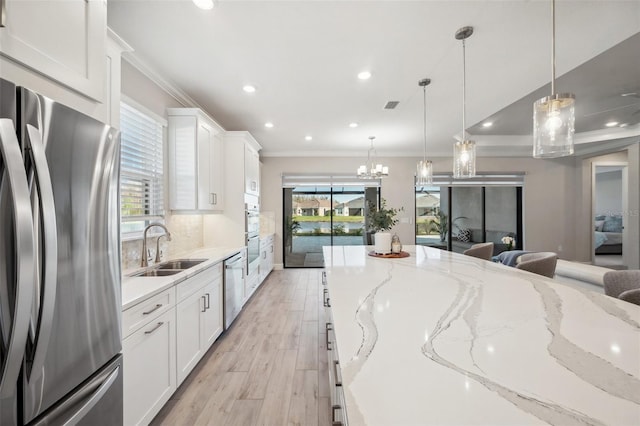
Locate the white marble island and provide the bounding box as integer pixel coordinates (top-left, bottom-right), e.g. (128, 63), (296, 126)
(322, 245), (640, 426)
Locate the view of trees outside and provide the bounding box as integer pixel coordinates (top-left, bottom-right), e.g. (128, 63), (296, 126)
(416, 187), (444, 246)
(291, 194), (365, 237)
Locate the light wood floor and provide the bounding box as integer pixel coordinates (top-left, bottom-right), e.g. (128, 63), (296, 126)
(151, 269), (331, 426)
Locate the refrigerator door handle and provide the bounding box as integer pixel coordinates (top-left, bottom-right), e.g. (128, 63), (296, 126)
(23, 124), (58, 382)
(0, 119), (36, 397)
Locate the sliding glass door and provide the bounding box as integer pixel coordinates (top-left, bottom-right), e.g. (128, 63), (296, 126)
(416, 183), (523, 255)
(283, 185), (378, 268)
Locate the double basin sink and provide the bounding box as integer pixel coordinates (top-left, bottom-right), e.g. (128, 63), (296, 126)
(129, 259), (207, 277)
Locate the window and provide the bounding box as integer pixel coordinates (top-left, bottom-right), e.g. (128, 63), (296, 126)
(120, 101), (165, 236)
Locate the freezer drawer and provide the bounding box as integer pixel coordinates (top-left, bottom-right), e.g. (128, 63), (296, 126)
(31, 354), (122, 426)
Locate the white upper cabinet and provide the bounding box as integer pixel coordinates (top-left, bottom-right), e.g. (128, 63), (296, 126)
(0, 0), (106, 101)
(245, 143), (260, 196)
(224, 131), (261, 199)
(168, 108), (224, 212)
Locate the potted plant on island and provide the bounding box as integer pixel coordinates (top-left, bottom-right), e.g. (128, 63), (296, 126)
(367, 198), (403, 254)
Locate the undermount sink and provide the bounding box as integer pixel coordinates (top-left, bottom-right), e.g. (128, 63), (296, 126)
(155, 259), (207, 270)
(131, 269), (182, 277)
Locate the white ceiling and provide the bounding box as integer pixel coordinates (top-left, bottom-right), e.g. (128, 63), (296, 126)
(107, 0), (640, 157)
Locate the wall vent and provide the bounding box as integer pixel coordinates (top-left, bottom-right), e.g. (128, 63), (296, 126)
(384, 101), (400, 109)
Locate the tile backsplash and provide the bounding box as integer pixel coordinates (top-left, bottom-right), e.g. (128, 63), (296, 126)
(121, 214), (204, 270)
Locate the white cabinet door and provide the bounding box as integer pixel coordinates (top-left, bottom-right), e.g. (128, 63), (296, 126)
(0, 0), (106, 101)
(168, 115), (198, 210)
(176, 289), (206, 385)
(202, 278), (223, 350)
(168, 109), (224, 212)
(123, 308), (176, 426)
(244, 144), (260, 196)
(210, 130), (225, 210)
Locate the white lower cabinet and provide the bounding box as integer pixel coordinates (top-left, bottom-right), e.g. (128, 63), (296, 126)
(176, 264), (223, 385)
(123, 306), (176, 426)
(259, 235), (274, 284)
(123, 260), (226, 425)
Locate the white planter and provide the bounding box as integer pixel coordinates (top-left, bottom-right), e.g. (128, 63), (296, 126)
(374, 232), (392, 254)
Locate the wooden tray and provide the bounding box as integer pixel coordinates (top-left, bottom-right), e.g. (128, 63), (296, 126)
(368, 251), (410, 258)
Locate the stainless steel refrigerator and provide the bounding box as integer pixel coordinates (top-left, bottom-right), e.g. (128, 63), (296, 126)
(0, 78), (123, 425)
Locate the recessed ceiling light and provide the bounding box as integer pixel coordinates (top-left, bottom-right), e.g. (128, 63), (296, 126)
(358, 71), (372, 80)
(305, 136), (313, 141)
(192, 0), (214, 10)
(265, 122), (274, 128)
(619, 123), (628, 128)
(482, 121), (493, 128)
(243, 85), (256, 93)
(349, 122), (358, 128)
(605, 121), (619, 127)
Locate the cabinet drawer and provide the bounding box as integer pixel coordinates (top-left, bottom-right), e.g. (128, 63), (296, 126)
(260, 235), (273, 248)
(122, 288), (175, 339)
(177, 262), (222, 302)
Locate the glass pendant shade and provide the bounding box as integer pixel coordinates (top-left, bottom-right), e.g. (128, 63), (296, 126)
(533, 93), (575, 158)
(532, 0), (575, 159)
(416, 159), (433, 185)
(453, 140), (476, 178)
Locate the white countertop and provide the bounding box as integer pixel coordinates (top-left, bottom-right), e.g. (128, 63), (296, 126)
(121, 246), (244, 310)
(323, 245), (640, 426)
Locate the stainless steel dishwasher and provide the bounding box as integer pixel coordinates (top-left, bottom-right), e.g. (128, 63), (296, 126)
(223, 252), (245, 329)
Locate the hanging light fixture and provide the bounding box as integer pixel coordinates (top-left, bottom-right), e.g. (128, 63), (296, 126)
(416, 78), (433, 185)
(453, 26), (476, 179)
(357, 136), (389, 179)
(533, 0), (575, 158)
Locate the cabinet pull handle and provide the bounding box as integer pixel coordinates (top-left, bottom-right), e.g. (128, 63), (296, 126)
(332, 405), (343, 425)
(209, 193), (214, 204)
(322, 271), (327, 286)
(144, 322), (164, 335)
(323, 288), (330, 307)
(143, 304), (162, 315)
(270, 245), (273, 253)
(205, 293), (210, 309)
(201, 295), (207, 312)
(325, 322), (332, 350)
(333, 360), (342, 387)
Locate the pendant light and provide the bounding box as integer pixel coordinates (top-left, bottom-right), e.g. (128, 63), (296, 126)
(357, 136), (389, 179)
(453, 26), (476, 179)
(533, 0), (575, 158)
(416, 78), (433, 186)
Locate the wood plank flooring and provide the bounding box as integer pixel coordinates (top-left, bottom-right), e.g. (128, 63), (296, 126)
(151, 269), (330, 426)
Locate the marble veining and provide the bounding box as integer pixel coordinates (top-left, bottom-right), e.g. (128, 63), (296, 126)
(323, 245), (640, 426)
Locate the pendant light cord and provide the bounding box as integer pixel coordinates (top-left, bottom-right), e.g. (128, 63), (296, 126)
(423, 85), (427, 161)
(551, 0), (556, 95)
(462, 37), (466, 141)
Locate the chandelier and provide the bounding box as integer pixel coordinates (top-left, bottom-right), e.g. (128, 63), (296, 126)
(357, 136), (389, 179)
(532, 0), (575, 158)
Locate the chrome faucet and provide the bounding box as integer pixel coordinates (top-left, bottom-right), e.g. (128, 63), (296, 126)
(141, 223), (172, 267)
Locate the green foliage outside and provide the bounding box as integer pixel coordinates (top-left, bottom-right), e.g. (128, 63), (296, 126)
(293, 215), (363, 223)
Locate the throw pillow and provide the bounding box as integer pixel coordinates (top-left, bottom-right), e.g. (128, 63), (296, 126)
(594, 220), (605, 231)
(458, 229), (471, 242)
(602, 216), (623, 233)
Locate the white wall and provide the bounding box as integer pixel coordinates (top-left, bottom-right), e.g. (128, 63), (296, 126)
(262, 155), (585, 267)
(595, 170), (622, 216)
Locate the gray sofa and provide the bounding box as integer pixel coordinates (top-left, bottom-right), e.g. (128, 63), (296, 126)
(451, 229), (514, 255)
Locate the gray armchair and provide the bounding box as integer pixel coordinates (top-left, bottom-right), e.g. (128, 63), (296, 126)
(463, 242), (494, 261)
(603, 270), (640, 306)
(515, 252), (558, 278)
